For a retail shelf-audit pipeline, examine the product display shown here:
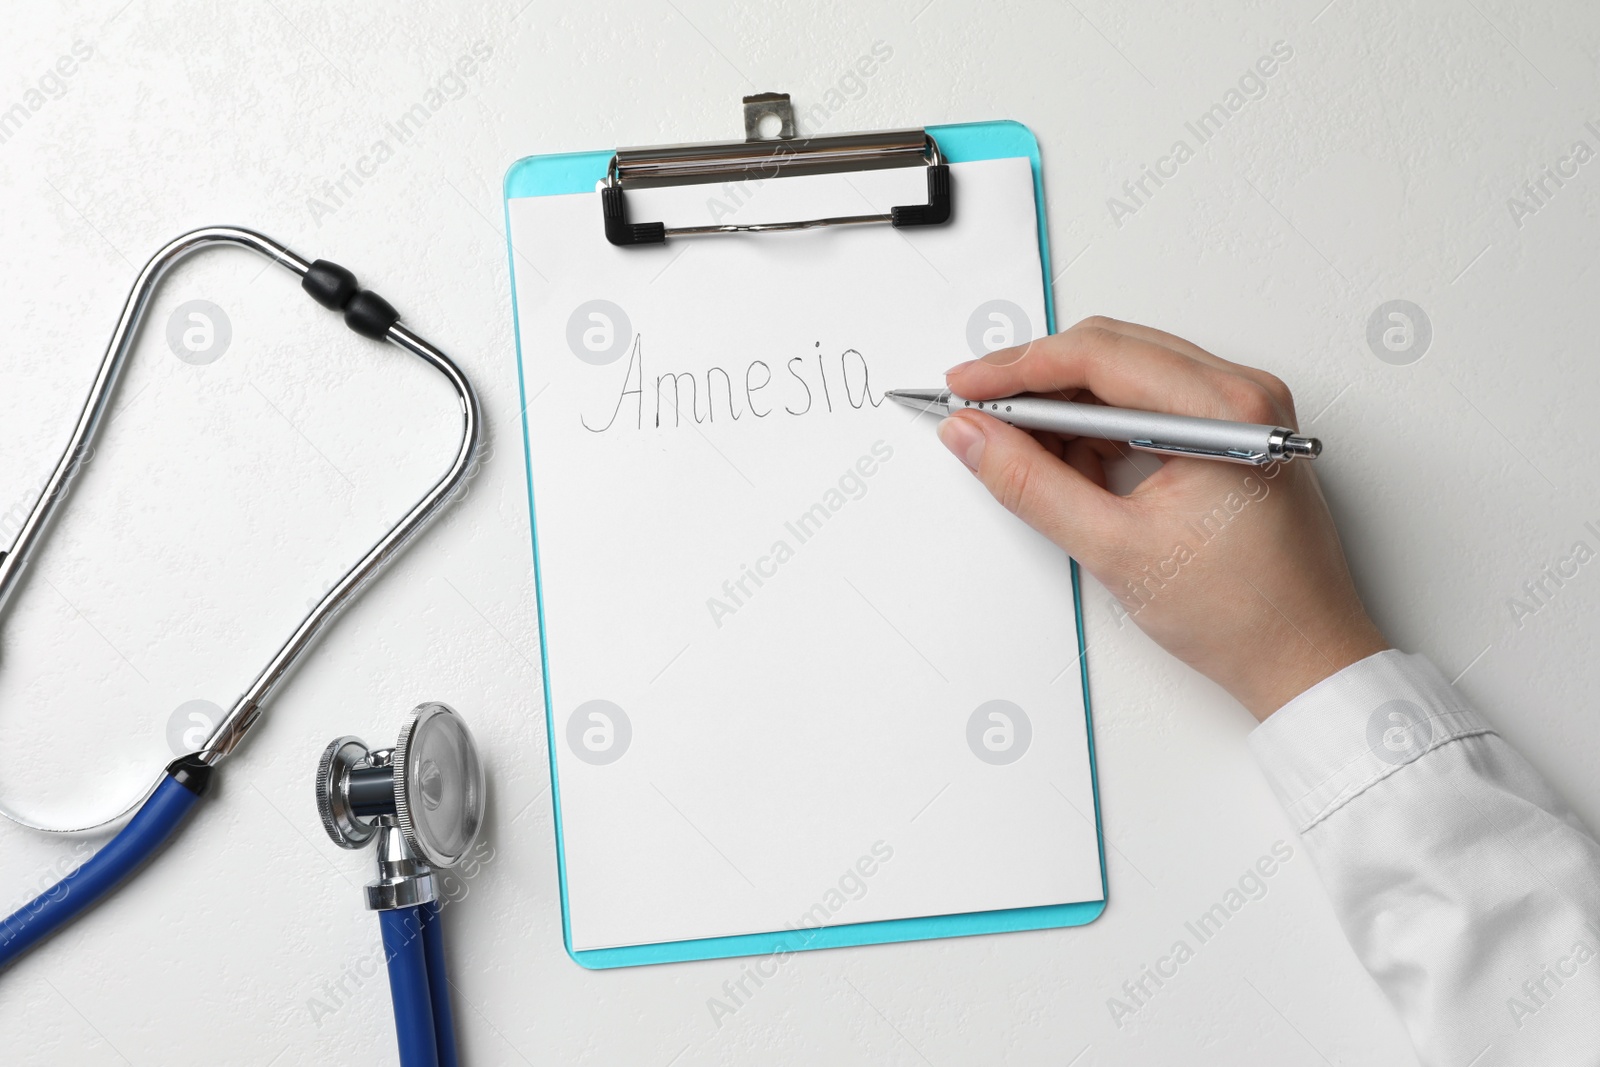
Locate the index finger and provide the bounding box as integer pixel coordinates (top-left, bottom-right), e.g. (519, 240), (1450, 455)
(947, 324), (1252, 421)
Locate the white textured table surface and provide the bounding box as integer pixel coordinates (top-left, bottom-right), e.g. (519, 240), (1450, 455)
(2, 2), (1597, 1064)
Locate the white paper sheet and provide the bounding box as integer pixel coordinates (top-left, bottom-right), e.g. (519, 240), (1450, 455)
(511, 157), (1103, 951)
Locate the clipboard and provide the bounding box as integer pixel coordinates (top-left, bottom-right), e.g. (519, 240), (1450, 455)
(504, 96), (1106, 969)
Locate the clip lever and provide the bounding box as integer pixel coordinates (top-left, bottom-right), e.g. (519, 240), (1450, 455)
(602, 93), (951, 246)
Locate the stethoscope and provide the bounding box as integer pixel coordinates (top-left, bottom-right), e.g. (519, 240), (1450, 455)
(0, 227), (485, 1061)
(316, 702), (487, 1067)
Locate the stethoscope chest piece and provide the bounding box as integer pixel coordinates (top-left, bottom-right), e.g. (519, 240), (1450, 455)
(314, 702), (484, 1067)
(316, 702), (486, 907)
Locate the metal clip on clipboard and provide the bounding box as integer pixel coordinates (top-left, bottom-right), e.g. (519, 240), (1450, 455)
(602, 92), (952, 245)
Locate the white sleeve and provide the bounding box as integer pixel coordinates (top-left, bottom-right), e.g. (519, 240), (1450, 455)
(1248, 649), (1600, 1066)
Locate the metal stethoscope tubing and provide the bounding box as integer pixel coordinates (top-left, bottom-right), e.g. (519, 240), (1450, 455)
(0, 226), (482, 968)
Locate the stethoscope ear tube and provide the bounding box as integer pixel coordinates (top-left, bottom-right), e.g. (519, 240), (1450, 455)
(0, 757), (212, 970)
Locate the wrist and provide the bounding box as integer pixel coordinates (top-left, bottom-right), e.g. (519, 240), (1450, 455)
(1239, 620), (1391, 722)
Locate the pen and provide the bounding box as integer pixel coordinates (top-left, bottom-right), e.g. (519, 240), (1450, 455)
(885, 389), (1321, 466)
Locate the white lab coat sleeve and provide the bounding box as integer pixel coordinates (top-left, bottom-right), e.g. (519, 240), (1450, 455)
(1247, 649), (1600, 1066)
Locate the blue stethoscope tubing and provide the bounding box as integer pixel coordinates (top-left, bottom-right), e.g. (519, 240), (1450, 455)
(1, 772), (466, 1066)
(381, 900), (461, 1067)
(0, 764), (206, 968)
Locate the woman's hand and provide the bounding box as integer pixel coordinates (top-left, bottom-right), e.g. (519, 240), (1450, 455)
(937, 317), (1388, 720)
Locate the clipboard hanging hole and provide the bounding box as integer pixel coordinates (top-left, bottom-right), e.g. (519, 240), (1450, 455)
(743, 93), (797, 142)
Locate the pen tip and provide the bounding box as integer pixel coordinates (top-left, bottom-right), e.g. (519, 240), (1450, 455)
(885, 388), (947, 408)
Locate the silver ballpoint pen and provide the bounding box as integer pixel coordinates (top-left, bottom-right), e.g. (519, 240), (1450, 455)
(885, 389), (1321, 466)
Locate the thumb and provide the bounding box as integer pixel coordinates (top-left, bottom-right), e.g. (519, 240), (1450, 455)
(936, 410), (1127, 566)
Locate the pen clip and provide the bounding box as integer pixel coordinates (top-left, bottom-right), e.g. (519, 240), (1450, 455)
(1129, 440), (1270, 466)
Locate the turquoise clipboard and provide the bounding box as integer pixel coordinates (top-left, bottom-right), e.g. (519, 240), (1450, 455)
(504, 119), (1106, 969)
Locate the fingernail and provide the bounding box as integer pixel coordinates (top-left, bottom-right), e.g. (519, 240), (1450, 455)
(937, 416), (986, 471)
(944, 359), (975, 378)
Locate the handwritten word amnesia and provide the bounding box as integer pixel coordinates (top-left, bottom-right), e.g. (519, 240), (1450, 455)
(581, 337), (886, 432)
